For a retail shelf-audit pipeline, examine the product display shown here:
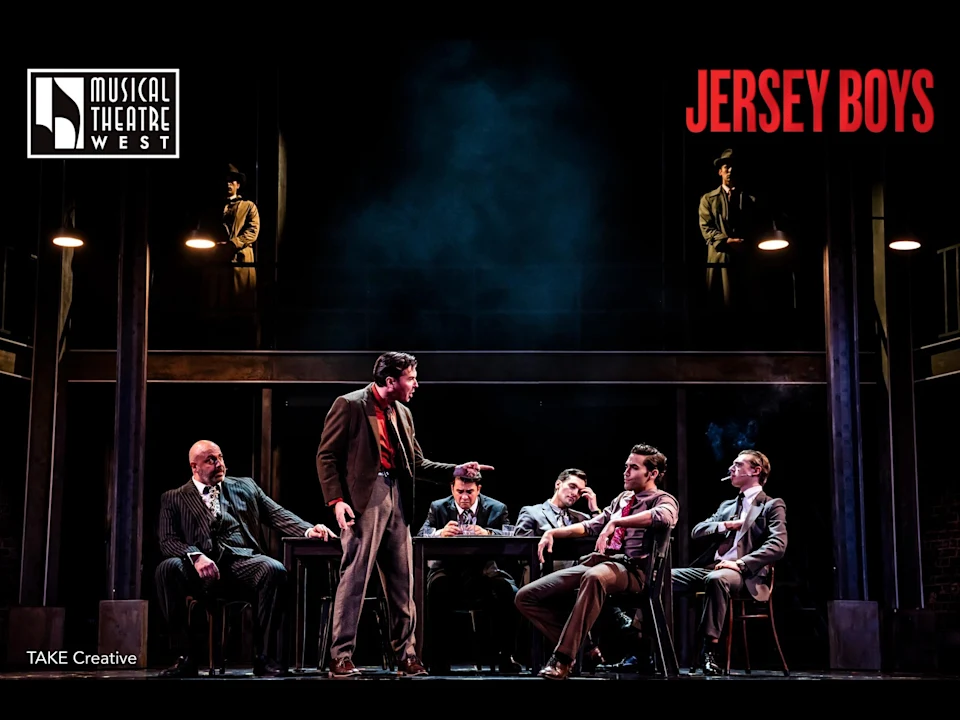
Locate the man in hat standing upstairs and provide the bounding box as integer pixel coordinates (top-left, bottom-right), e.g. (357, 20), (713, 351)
(206, 164), (260, 346)
(222, 163), (259, 309)
(698, 149), (761, 311)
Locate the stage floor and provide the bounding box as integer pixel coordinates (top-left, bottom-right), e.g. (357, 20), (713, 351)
(0, 664), (950, 680)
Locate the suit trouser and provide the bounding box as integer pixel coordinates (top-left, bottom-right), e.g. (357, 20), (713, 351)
(426, 568), (519, 666)
(330, 472), (415, 662)
(671, 567), (743, 642)
(154, 552), (288, 659)
(515, 553), (643, 660)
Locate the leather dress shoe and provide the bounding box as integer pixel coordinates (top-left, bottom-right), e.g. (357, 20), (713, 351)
(596, 654), (655, 675)
(695, 648), (722, 676)
(497, 653), (523, 673)
(329, 657), (361, 677)
(397, 655), (428, 676)
(158, 656), (198, 678)
(537, 654), (574, 680)
(253, 655), (288, 677)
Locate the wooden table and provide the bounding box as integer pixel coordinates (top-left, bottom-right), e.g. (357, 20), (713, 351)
(281, 537), (341, 671)
(282, 533), (602, 673)
(413, 535), (542, 671)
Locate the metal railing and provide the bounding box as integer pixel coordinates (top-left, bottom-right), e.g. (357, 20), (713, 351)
(938, 243), (960, 338)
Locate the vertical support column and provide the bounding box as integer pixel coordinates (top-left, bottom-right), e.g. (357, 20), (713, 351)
(674, 388), (689, 666)
(255, 65), (281, 350)
(8, 160), (71, 668)
(258, 388), (281, 558)
(871, 152), (933, 671)
(100, 161), (150, 668)
(872, 162), (900, 615)
(823, 143), (879, 670)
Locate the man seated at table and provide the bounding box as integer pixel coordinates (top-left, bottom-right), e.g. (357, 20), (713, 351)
(515, 444), (679, 679)
(417, 474), (523, 674)
(515, 468), (639, 669)
(154, 439), (337, 677)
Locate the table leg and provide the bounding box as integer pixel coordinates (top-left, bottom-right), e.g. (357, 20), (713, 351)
(413, 541), (425, 662)
(529, 545), (542, 673)
(282, 543), (294, 670)
(296, 559), (306, 671)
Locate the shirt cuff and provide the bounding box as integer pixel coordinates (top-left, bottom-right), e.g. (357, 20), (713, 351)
(304, 528), (312, 537)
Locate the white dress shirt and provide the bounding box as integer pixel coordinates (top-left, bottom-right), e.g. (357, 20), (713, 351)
(717, 484), (762, 562)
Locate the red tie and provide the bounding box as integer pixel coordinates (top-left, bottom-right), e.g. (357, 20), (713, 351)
(608, 495), (638, 551)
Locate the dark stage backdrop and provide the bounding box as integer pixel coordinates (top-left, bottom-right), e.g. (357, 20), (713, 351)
(55, 41), (956, 354)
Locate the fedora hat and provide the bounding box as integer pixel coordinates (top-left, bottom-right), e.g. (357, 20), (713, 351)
(226, 163), (246, 185)
(713, 149), (738, 168)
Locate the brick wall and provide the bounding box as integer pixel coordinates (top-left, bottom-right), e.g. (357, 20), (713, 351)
(0, 480), (20, 660)
(923, 485), (960, 616)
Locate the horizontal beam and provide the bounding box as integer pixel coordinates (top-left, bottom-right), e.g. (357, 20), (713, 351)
(62, 349), (874, 385)
(915, 336), (960, 382)
(0, 336), (33, 380)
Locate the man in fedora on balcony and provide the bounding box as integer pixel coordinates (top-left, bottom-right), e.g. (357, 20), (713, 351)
(698, 148), (761, 310)
(205, 163), (260, 346)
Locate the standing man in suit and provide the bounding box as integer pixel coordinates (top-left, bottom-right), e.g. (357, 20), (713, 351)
(154, 439), (336, 678)
(417, 474), (522, 674)
(671, 449), (787, 675)
(317, 351), (494, 677)
(515, 444), (679, 680)
(699, 148), (761, 311)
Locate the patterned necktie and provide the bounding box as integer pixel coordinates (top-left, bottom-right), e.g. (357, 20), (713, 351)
(557, 508), (571, 526)
(717, 492), (745, 557)
(608, 495), (638, 552)
(203, 485), (221, 518)
(459, 508), (475, 528)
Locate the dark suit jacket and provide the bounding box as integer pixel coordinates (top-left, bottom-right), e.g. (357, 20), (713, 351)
(417, 494), (513, 579)
(689, 489), (787, 602)
(515, 500), (594, 536)
(316, 384), (457, 521)
(158, 476), (312, 562)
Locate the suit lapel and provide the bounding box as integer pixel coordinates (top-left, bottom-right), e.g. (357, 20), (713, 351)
(363, 387), (380, 461)
(444, 497), (459, 524)
(737, 491), (766, 554)
(543, 501), (561, 529)
(391, 405), (413, 473)
(476, 496), (490, 527)
(181, 481), (210, 535)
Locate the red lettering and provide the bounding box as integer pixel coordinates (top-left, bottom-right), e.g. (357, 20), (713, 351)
(912, 69), (934, 132)
(758, 70), (780, 132)
(732, 70), (756, 132)
(886, 70), (911, 132)
(782, 70), (804, 131)
(806, 70), (829, 132)
(685, 69), (708, 132)
(710, 70), (731, 132)
(839, 70), (862, 132)
(864, 69), (886, 132)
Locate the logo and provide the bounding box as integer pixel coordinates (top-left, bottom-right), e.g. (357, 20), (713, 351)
(27, 69), (179, 158)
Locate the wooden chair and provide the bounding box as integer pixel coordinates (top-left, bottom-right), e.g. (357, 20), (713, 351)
(724, 565), (789, 676)
(603, 526), (681, 678)
(186, 595), (252, 675)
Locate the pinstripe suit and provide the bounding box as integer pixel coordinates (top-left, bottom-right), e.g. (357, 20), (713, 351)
(155, 475), (312, 661)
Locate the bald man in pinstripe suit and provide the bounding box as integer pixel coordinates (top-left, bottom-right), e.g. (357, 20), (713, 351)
(155, 440), (336, 677)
